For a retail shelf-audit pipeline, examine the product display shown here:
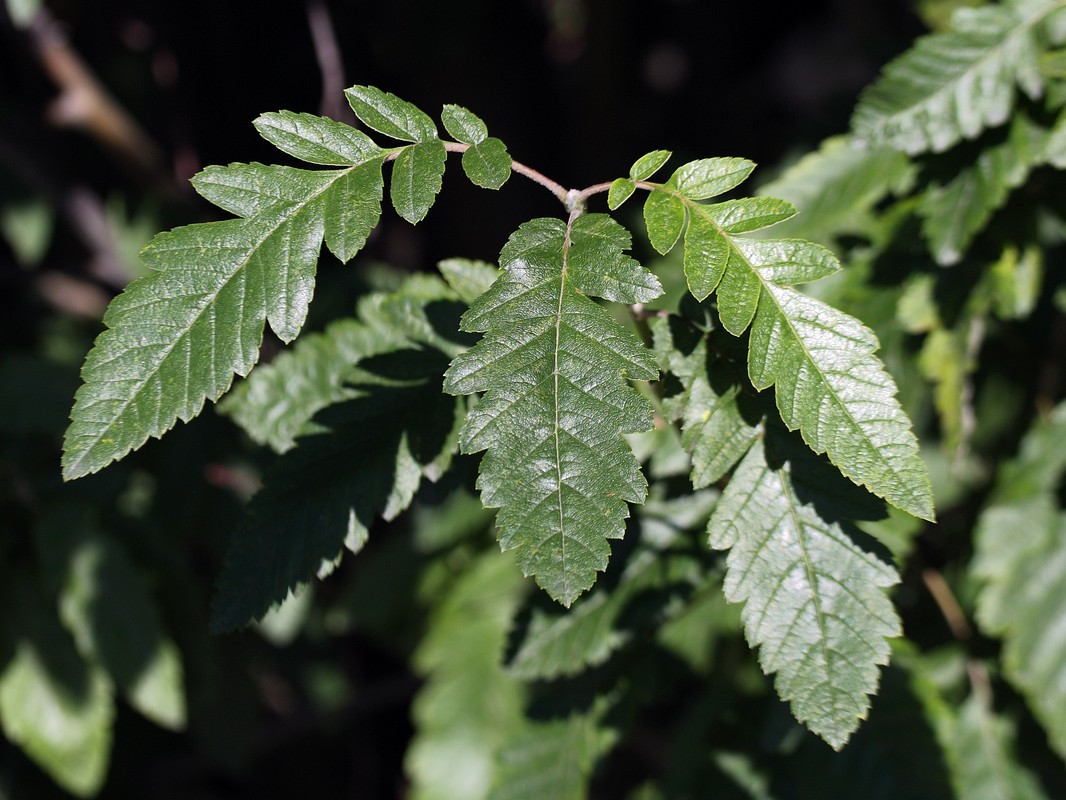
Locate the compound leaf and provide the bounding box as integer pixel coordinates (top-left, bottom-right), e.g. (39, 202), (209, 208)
(708, 426), (900, 750)
(63, 156), (386, 480)
(444, 214), (661, 606)
(654, 173), (934, 521)
(851, 3), (1054, 154)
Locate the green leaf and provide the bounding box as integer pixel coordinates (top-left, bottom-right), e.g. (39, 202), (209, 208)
(669, 185), (934, 520)
(644, 189), (686, 254)
(918, 328), (971, 453)
(442, 103), (489, 144)
(920, 113), (1047, 265)
(651, 315), (760, 488)
(991, 243), (1043, 318)
(58, 534), (186, 730)
(506, 548), (704, 680)
(344, 84), (438, 142)
(630, 149), (672, 181)
(405, 552), (527, 800)
(747, 286), (934, 519)
(438, 258), (502, 304)
(488, 715), (600, 800)
(972, 401), (1066, 759)
(669, 157), (755, 200)
(63, 158), (385, 480)
(708, 427), (900, 750)
(607, 178), (636, 210)
(212, 283), (467, 631)
(851, 3), (1053, 154)
(945, 693), (1051, 800)
(462, 138), (512, 189)
(219, 315), (399, 453)
(392, 139), (448, 223)
(702, 196), (797, 234)
(444, 215), (662, 605)
(253, 110), (387, 166)
(757, 136), (915, 244)
(0, 579), (114, 797)
(192, 161), (384, 265)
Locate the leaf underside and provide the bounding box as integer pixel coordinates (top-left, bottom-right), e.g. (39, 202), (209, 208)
(850, 3), (1050, 154)
(444, 214), (662, 606)
(708, 427), (901, 750)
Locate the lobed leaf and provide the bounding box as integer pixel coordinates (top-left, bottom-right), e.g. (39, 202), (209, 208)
(444, 214), (662, 605)
(851, 3), (1054, 154)
(218, 314), (401, 453)
(63, 158), (385, 480)
(708, 427), (901, 749)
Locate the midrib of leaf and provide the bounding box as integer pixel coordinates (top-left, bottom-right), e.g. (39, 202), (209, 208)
(778, 465), (834, 691)
(553, 219), (572, 585)
(678, 194), (928, 518)
(66, 170), (352, 478)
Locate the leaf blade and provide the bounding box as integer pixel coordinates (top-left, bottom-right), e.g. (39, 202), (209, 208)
(444, 215), (661, 605)
(708, 428), (901, 749)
